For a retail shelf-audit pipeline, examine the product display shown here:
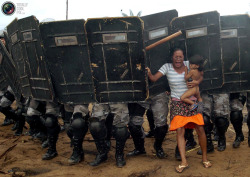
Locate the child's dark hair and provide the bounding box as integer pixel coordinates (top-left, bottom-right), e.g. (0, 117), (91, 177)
(189, 54), (204, 71)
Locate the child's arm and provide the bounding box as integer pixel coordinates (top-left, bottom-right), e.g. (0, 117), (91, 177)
(184, 66), (193, 81)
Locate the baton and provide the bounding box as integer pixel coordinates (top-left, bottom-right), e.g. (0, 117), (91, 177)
(145, 30), (182, 51)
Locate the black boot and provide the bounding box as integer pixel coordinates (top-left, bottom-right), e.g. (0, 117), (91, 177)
(26, 116), (36, 136)
(42, 135), (58, 160)
(11, 121), (18, 131)
(185, 129), (197, 150)
(127, 123), (146, 156)
(41, 138), (49, 148)
(215, 117), (229, 152)
(14, 115), (25, 136)
(42, 115), (60, 160)
(1, 106), (15, 126)
(230, 111), (244, 148)
(68, 138), (84, 164)
(154, 125), (168, 159)
(68, 113), (88, 164)
(113, 126), (129, 167)
(197, 115), (214, 155)
(89, 140), (108, 166)
(89, 118), (108, 166)
(145, 109), (155, 138)
(116, 140), (126, 167)
(2, 117), (14, 126)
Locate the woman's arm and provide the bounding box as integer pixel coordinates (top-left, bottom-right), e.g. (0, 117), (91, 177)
(146, 67), (163, 82)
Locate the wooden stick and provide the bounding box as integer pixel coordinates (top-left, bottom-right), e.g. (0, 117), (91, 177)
(146, 30), (182, 51)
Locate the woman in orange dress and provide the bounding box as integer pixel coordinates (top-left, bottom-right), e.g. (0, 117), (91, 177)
(146, 48), (211, 173)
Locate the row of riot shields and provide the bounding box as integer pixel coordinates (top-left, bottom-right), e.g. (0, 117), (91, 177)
(2, 11), (250, 105)
(4, 16), (147, 104)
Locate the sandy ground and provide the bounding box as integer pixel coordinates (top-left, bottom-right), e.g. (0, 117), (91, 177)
(0, 107), (250, 177)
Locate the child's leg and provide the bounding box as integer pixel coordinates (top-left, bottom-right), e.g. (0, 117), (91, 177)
(194, 87), (202, 102)
(180, 88), (197, 105)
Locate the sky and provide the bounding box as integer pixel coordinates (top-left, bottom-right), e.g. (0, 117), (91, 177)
(0, 0), (250, 30)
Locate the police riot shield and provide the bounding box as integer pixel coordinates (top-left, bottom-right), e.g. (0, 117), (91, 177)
(170, 11), (223, 90)
(7, 18), (32, 98)
(7, 16), (55, 101)
(141, 10), (178, 96)
(39, 19), (95, 104)
(0, 40), (22, 101)
(211, 15), (250, 93)
(85, 17), (147, 103)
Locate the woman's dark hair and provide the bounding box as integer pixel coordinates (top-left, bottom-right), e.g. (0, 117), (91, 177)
(189, 54), (204, 71)
(170, 48), (184, 57)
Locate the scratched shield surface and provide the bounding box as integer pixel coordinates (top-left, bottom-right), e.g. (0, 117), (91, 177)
(7, 18), (32, 98)
(0, 40), (22, 101)
(141, 10), (178, 97)
(40, 19), (95, 104)
(211, 15), (250, 93)
(7, 16), (55, 101)
(85, 17), (147, 103)
(171, 11), (223, 91)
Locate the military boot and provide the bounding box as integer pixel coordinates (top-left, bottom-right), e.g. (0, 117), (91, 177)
(230, 111), (244, 148)
(89, 140), (108, 166)
(115, 140), (126, 167)
(215, 118), (229, 152)
(42, 135), (58, 160)
(14, 115), (25, 136)
(154, 125), (168, 159)
(68, 138), (84, 164)
(127, 124), (146, 156)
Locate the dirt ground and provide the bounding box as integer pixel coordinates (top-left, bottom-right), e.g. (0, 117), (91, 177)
(0, 107), (250, 177)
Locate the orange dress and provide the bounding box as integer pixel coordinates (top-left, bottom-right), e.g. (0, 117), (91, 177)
(169, 99), (204, 131)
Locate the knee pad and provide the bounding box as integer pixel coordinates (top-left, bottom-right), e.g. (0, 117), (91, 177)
(113, 126), (129, 141)
(71, 113), (85, 130)
(89, 117), (107, 140)
(45, 114), (60, 135)
(215, 117), (229, 130)
(45, 114), (58, 128)
(230, 111), (243, 124)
